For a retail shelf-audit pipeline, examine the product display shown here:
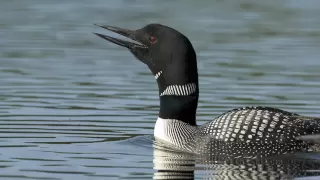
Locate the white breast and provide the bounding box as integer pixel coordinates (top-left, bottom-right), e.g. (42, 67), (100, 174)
(154, 117), (170, 142)
(154, 117), (198, 150)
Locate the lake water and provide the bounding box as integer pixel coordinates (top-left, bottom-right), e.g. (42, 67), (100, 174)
(1, 0), (320, 179)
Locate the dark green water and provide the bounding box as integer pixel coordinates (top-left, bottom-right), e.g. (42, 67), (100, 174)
(1, 0), (320, 179)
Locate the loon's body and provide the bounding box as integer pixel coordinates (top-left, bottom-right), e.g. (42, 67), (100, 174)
(155, 106), (320, 157)
(94, 23), (320, 157)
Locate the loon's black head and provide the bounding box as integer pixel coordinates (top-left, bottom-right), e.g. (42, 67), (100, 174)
(94, 23), (198, 125)
(94, 24), (198, 89)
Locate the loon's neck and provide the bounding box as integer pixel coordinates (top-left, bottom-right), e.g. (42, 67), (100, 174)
(158, 83), (199, 126)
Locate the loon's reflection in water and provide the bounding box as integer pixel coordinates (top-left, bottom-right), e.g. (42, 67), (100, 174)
(153, 140), (320, 180)
(153, 141), (196, 180)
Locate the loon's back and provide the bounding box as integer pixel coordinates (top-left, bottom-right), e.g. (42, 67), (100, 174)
(201, 106), (304, 144)
(196, 106), (320, 157)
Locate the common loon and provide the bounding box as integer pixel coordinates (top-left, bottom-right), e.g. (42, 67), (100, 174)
(94, 23), (320, 157)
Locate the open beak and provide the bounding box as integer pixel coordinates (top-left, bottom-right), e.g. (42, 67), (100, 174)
(93, 24), (147, 50)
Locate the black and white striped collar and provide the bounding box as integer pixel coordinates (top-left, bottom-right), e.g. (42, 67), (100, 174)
(160, 83), (197, 96)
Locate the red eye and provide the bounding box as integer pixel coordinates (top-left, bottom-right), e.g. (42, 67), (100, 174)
(149, 36), (157, 43)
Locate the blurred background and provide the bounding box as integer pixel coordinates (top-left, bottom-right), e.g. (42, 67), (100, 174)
(1, 0), (320, 179)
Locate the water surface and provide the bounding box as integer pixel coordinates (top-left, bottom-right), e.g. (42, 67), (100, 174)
(1, 0), (320, 179)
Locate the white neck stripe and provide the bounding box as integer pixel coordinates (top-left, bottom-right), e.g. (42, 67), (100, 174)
(155, 71), (162, 79)
(160, 83), (196, 96)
